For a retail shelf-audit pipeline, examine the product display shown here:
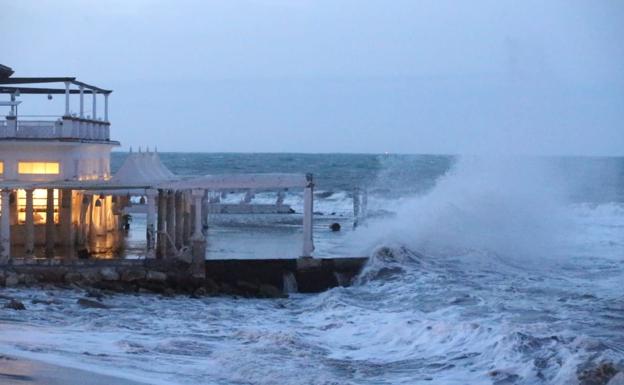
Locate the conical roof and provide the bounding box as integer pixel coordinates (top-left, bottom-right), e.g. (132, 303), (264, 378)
(111, 150), (176, 185)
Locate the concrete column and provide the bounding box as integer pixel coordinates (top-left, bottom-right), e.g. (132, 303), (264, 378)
(92, 91), (97, 120)
(79, 86), (84, 118)
(183, 191), (191, 245)
(201, 190), (209, 230)
(45, 189), (55, 258)
(156, 189), (166, 259)
(353, 188), (361, 228)
(87, 197), (97, 244)
(9, 191), (17, 226)
(166, 190), (176, 256)
(175, 191), (183, 249)
(191, 190), (204, 241)
(59, 189), (73, 247)
(302, 174), (315, 257)
(104, 94), (109, 122)
(25, 189), (34, 256)
(64, 81), (70, 116)
(145, 189), (157, 258)
(77, 194), (90, 247)
(190, 189), (206, 278)
(0, 190), (11, 263)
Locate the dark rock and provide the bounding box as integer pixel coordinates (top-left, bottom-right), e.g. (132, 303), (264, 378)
(120, 269), (146, 282)
(77, 298), (111, 309)
(4, 299), (26, 310)
(579, 362), (619, 385)
(258, 284), (287, 299)
(31, 298), (61, 305)
(146, 270), (167, 282)
(204, 278), (219, 293)
(93, 280), (133, 293)
(81, 270), (101, 283)
(236, 280), (259, 295)
(192, 287), (207, 298)
(85, 289), (104, 300)
(161, 288), (175, 297)
(64, 271), (83, 284)
(5, 273), (18, 287)
(100, 267), (119, 281)
(18, 274), (37, 285)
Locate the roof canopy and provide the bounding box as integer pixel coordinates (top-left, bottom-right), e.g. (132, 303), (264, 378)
(0, 64), (112, 94)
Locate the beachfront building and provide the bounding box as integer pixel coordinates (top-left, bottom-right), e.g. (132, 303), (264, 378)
(0, 64), (120, 261)
(0, 65), (314, 266)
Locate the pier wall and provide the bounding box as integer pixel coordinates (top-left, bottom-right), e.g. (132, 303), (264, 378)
(0, 257), (368, 297)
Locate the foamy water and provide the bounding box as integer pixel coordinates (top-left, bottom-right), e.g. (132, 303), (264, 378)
(0, 154), (622, 384)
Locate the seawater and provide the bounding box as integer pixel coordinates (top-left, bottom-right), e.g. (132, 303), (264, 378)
(0, 153), (622, 385)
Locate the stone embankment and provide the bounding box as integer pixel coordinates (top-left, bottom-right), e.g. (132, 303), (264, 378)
(0, 257), (368, 299)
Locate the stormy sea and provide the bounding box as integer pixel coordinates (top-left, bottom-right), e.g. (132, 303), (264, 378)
(0, 153), (622, 385)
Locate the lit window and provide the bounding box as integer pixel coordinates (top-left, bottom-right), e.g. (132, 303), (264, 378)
(18, 162), (60, 175)
(17, 189), (59, 224)
(0, 161), (4, 174)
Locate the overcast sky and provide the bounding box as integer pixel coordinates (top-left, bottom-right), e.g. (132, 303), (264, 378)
(2, 0), (623, 155)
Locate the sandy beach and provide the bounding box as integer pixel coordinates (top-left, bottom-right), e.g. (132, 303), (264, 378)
(0, 355), (149, 385)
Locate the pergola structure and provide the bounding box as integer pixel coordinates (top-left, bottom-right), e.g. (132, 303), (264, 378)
(0, 152), (315, 262)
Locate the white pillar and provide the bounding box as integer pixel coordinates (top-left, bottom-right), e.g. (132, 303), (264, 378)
(45, 188), (55, 258)
(302, 174), (314, 257)
(192, 189), (204, 240)
(92, 91), (97, 120)
(64, 81), (70, 116)
(0, 190), (11, 262)
(79, 86), (84, 118)
(146, 189), (157, 258)
(104, 94), (109, 122)
(25, 189), (34, 255)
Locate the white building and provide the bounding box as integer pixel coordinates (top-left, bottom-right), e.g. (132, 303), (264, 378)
(0, 64), (314, 264)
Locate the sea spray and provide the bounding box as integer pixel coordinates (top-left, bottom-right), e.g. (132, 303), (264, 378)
(349, 156), (574, 265)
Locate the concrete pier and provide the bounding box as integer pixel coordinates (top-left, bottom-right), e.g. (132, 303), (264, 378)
(0, 256), (369, 295)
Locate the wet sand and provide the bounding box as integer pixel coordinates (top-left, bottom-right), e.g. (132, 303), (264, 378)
(0, 355), (150, 385)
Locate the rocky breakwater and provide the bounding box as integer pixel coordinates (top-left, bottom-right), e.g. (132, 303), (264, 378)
(0, 256), (368, 299)
(0, 259), (287, 299)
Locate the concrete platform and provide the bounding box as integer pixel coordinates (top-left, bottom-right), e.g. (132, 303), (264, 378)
(204, 257), (368, 293)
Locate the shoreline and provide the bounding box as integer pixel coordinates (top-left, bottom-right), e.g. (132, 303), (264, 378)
(0, 354), (151, 385)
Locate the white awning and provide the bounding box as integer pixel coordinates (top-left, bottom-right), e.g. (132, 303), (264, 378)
(111, 151), (176, 185)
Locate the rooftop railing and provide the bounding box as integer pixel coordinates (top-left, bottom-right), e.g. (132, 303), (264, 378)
(0, 116), (110, 141)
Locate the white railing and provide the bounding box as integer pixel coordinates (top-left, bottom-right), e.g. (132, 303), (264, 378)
(16, 120), (58, 138)
(0, 117), (110, 141)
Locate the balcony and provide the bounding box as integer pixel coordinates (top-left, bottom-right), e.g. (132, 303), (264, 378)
(0, 116), (111, 141)
(0, 67), (113, 143)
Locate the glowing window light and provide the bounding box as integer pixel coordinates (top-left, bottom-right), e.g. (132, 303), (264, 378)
(0, 161), (4, 174)
(17, 189), (59, 224)
(18, 162), (60, 175)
